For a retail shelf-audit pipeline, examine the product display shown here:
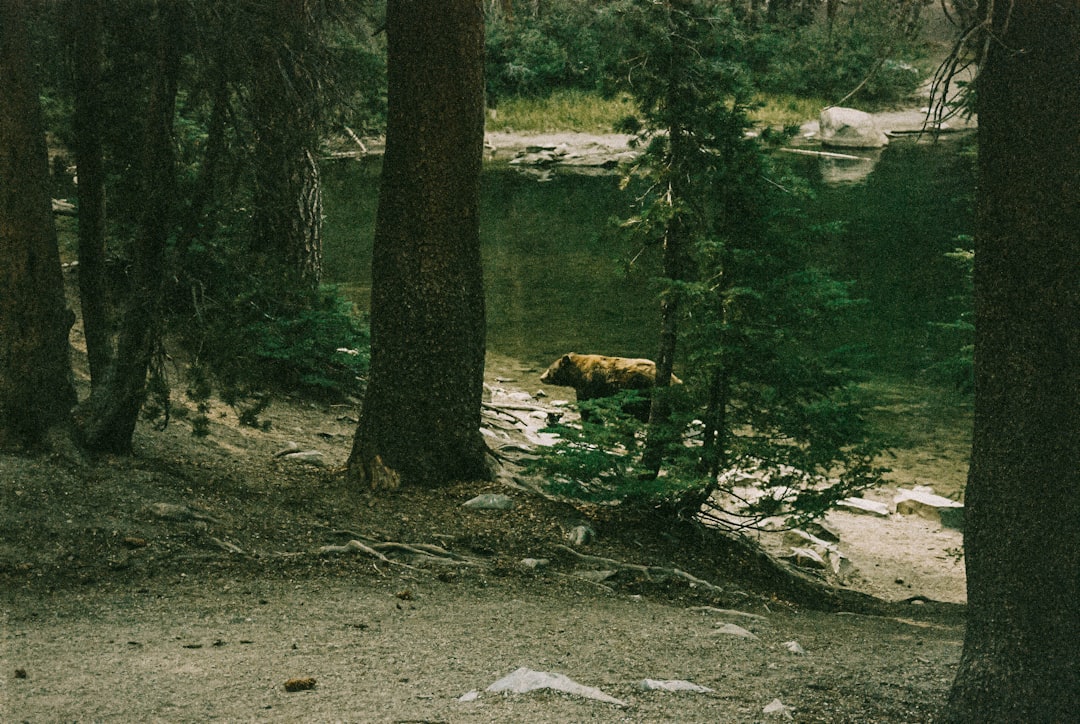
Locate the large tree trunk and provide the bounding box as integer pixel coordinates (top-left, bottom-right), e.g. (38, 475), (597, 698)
(0, 0), (78, 449)
(347, 0), (489, 489)
(73, 0), (111, 387)
(940, 2), (1080, 721)
(75, 2), (180, 454)
(250, 0), (324, 291)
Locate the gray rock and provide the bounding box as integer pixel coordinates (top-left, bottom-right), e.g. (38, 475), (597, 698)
(713, 622), (759, 639)
(462, 493), (514, 510)
(565, 524), (596, 545)
(820, 107), (889, 149)
(785, 546), (827, 570)
(485, 667), (627, 707)
(837, 496), (891, 517)
(519, 557), (549, 570)
(783, 640), (807, 656)
(894, 486), (964, 529)
(281, 451), (326, 467)
(803, 520), (841, 543)
(764, 697), (795, 719)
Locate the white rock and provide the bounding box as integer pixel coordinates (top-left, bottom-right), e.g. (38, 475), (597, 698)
(565, 524), (596, 545)
(519, 558), (549, 570)
(485, 667), (626, 707)
(637, 678), (714, 693)
(457, 690), (479, 702)
(713, 623), (759, 639)
(462, 493), (514, 510)
(281, 450), (326, 467)
(764, 697), (795, 719)
(837, 497), (891, 517)
(785, 546), (827, 570)
(820, 107), (889, 148)
(894, 487), (964, 528)
(783, 640), (807, 655)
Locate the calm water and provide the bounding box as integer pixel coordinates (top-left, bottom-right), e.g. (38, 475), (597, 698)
(321, 137), (974, 378)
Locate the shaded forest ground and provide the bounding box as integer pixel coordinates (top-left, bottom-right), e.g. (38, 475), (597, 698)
(2, 315), (969, 721)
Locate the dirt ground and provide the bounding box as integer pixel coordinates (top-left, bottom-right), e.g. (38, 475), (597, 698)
(1, 344), (970, 722)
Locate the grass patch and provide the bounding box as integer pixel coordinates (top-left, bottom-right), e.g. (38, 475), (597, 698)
(486, 89), (635, 133)
(486, 89), (828, 134)
(749, 93), (828, 128)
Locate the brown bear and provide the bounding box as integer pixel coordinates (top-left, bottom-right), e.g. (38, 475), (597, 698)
(539, 353), (682, 421)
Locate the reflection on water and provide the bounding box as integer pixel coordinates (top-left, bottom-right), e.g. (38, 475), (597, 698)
(321, 136), (973, 378)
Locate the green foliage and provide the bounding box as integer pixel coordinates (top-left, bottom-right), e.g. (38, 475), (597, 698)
(749, 0), (928, 105)
(926, 245), (974, 392)
(532, 0), (890, 528)
(485, 0), (613, 102)
(185, 274), (370, 405)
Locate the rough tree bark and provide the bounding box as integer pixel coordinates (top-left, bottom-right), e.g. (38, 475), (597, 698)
(0, 0), (78, 449)
(347, 0), (489, 489)
(250, 0), (324, 291)
(940, 1), (1080, 721)
(75, 2), (181, 454)
(73, 0), (111, 387)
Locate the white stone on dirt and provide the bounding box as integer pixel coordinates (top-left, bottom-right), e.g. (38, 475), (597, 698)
(519, 558), (549, 570)
(783, 640), (807, 656)
(637, 678), (714, 693)
(837, 497), (891, 517)
(457, 690), (480, 702)
(893, 486), (964, 529)
(565, 524), (596, 545)
(281, 451), (325, 467)
(485, 667), (627, 707)
(713, 623), (759, 640)
(764, 697), (795, 719)
(783, 529), (855, 580)
(819, 107), (889, 148)
(785, 546), (827, 570)
(462, 493), (514, 510)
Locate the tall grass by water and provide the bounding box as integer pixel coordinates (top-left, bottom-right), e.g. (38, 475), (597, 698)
(484, 89), (829, 134)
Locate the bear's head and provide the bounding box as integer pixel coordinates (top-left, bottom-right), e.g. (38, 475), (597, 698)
(539, 353), (584, 388)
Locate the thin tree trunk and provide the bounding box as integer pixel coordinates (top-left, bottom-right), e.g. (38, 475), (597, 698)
(347, 0), (489, 489)
(75, 2), (180, 454)
(250, 0), (323, 292)
(642, 128), (692, 477)
(940, 1), (1080, 720)
(0, 0), (78, 449)
(73, 0), (111, 387)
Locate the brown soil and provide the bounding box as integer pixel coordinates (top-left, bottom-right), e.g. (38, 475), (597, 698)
(2, 342), (969, 722)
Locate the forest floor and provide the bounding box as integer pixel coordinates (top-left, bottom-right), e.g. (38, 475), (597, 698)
(1, 339), (972, 722)
(3, 74), (976, 719)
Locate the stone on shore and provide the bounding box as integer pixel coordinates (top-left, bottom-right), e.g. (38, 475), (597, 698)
(819, 107), (889, 149)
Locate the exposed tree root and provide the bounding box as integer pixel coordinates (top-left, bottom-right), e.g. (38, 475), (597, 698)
(555, 544), (727, 595)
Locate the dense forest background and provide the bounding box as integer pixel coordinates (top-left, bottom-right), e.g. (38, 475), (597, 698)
(11, 0), (943, 451)
(3, 2), (1077, 720)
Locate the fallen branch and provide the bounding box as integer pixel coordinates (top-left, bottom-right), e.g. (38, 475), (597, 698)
(318, 539), (418, 570)
(778, 148), (872, 162)
(328, 533), (477, 565)
(554, 544), (726, 595)
(343, 126), (368, 155)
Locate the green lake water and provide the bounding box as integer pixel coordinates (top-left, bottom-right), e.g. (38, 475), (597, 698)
(321, 136), (974, 379)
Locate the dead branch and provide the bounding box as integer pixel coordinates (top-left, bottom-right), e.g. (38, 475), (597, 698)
(554, 544), (726, 595)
